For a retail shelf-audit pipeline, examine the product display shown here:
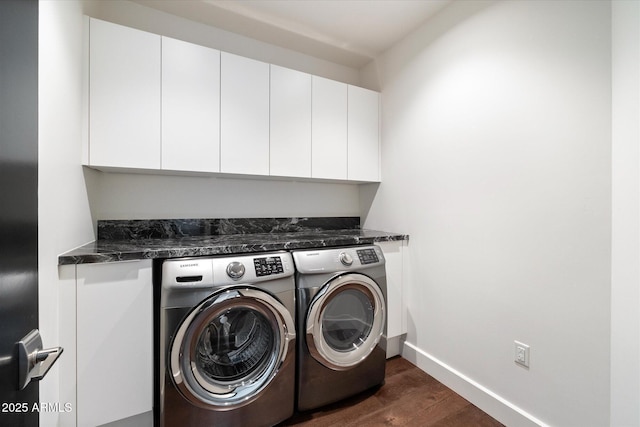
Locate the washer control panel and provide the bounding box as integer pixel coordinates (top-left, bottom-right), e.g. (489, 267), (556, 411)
(339, 252), (353, 266)
(356, 248), (379, 265)
(226, 261), (246, 280)
(162, 251), (293, 289)
(254, 256), (284, 277)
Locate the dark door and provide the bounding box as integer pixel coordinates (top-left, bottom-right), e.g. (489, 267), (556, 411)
(0, 0), (40, 425)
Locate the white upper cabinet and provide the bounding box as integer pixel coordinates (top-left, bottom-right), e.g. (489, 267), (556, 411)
(270, 65), (312, 178)
(312, 76), (348, 180)
(220, 52), (270, 176)
(162, 37), (220, 173)
(88, 18), (161, 169)
(348, 85), (380, 182)
(85, 19), (380, 182)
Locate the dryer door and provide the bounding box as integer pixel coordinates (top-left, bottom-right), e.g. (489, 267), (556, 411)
(306, 273), (385, 370)
(169, 287), (295, 409)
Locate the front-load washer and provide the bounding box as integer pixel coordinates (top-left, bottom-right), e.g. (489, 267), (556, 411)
(158, 252), (296, 427)
(292, 245), (387, 411)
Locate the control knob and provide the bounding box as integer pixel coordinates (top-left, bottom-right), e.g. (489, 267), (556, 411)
(339, 252), (353, 266)
(226, 261), (245, 280)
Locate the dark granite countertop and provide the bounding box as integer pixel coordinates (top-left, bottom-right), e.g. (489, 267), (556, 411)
(58, 218), (408, 265)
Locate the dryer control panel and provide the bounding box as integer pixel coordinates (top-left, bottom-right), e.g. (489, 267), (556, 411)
(292, 245), (385, 274)
(356, 248), (379, 265)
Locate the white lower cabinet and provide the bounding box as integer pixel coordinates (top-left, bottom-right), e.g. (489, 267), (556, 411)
(378, 240), (408, 358)
(59, 260), (153, 427)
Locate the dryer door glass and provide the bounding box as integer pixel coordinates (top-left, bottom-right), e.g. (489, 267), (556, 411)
(322, 289), (374, 351)
(170, 288), (295, 409)
(307, 273), (385, 370)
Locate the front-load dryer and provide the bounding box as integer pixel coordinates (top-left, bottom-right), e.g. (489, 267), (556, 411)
(158, 252), (296, 427)
(292, 245), (386, 411)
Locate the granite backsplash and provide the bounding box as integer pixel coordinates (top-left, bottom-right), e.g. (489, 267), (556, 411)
(97, 217), (361, 240)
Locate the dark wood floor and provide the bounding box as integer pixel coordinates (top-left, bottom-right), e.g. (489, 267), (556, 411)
(281, 357), (504, 427)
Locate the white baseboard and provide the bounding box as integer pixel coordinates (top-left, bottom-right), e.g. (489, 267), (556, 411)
(402, 341), (548, 427)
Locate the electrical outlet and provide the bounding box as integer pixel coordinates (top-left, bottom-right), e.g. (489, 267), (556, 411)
(514, 341), (530, 368)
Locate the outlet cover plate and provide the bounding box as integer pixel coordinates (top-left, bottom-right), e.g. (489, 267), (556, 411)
(515, 341), (530, 368)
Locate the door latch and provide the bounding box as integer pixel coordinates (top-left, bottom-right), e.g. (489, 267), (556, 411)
(17, 329), (63, 390)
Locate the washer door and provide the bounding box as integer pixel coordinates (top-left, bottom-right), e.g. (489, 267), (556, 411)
(306, 273), (385, 370)
(170, 287), (295, 410)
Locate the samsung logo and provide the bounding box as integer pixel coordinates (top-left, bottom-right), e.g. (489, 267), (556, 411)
(179, 263), (199, 268)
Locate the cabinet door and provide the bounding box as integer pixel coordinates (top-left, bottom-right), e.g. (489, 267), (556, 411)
(377, 240), (407, 357)
(76, 261), (153, 427)
(348, 85), (380, 182)
(270, 65), (312, 178)
(162, 37), (220, 173)
(89, 18), (161, 169)
(220, 52), (270, 175)
(312, 76), (347, 180)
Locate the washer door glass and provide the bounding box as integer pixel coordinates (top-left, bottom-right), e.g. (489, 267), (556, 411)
(196, 306), (274, 383)
(170, 288), (295, 409)
(306, 274), (385, 370)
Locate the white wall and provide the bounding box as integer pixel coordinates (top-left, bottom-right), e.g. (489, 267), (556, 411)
(38, 0), (94, 424)
(611, 1), (640, 426)
(362, 1), (612, 426)
(88, 173), (360, 220)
